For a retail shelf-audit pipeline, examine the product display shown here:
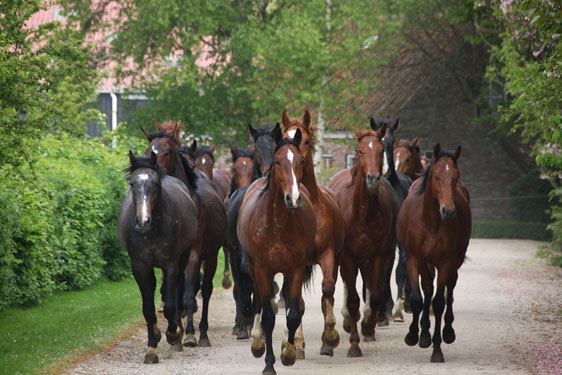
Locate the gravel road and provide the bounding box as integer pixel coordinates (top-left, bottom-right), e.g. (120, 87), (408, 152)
(67, 239), (561, 375)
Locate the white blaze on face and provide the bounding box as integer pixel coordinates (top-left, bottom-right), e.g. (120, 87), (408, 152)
(395, 151), (401, 170)
(138, 173), (149, 181)
(202, 157), (206, 165)
(243, 160), (247, 165)
(151, 145), (159, 154)
(445, 164), (450, 172)
(137, 173), (150, 224)
(382, 150), (389, 175)
(368, 141), (373, 149)
(286, 149), (300, 206)
(287, 129), (297, 139)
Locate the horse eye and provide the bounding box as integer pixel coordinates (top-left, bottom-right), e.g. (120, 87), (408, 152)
(301, 157), (305, 164)
(275, 160), (280, 166)
(304, 140), (310, 145)
(405, 158), (410, 163)
(358, 149), (363, 155)
(434, 176), (440, 181)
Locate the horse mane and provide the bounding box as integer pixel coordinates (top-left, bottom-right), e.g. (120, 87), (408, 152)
(397, 139), (420, 154)
(416, 151), (457, 195)
(259, 138), (301, 198)
(146, 130), (177, 144)
(195, 147), (215, 162)
(232, 148), (253, 162)
(124, 155), (166, 178)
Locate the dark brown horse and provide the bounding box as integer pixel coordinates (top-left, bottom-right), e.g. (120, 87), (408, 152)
(394, 137), (423, 180)
(329, 124), (400, 357)
(153, 120), (233, 290)
(117, 152), (198, 364)
(281, 110), (345, 357)
(229, 145), (253, 197)
(237, 128), (316, 375)
(194, 144), (232, 199)
(143, 128), (227, 348)
(397, 144), (471, 363)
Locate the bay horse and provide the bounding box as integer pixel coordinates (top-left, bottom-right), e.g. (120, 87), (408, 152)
(226, 124), (279, 340)
(153, 120), (232, 289)
(229, 145), (253, 197)
(397, 144), (471, 363)
(394, 136), (423, 180)
(143, 127), (227, 348)
(370, 118), (413, 324)
(329, 123), (400, 357)
(237, 128), (316, 375)
(194, 144), (232, 199)
(281, 109), (345, 357)
(117, 152), (198, 364)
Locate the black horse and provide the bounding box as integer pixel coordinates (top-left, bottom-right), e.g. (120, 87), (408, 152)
(370, 118), (413, 324)
(226, 123), (280, 339)
(117, 151), (198, 364)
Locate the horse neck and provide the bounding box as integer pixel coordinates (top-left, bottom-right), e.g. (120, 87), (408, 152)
(351, 167), (380, 219)
(301, 151), (319, 202)
(384, 145), (398, 184)
(264, 171), (291, 225)
(421, 171), (441, 229)
(170, 151), (195, 195)
(413, 154), (423, 176)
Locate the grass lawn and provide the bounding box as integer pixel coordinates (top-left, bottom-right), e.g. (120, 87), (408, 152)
(0, 249), (227, 375)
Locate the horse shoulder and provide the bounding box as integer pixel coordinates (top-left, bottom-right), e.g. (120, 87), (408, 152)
(328, 168), (351, 190)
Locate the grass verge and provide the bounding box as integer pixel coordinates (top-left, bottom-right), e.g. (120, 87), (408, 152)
(0, 249), (227, 375)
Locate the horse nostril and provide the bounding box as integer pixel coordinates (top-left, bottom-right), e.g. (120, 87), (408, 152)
(442, 207), (447, 215)
(285, 194), (292, 206)
(296, 196), (302, 206)
(451, 207), (457, 217)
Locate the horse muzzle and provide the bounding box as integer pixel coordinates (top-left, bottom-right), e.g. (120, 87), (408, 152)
(285, 193), (302, 209)
(440, 205), (457, 220)
(135, 216), (152, 232)
(366, 173), (381, 191)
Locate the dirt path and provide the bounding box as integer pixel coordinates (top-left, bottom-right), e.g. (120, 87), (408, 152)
(67, 239), (561, 375)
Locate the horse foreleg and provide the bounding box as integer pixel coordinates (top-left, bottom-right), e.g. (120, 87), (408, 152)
(198, 254), (217, 347)
(443, 271), (458, 345)
(405, 257), (422, 346)
(377, 252), (394, 326)
(319, 250), (339, 356)
(183, 247), (201, 347)
(418, 263), (435, 349)
(222, 246), (232, 289)
(163, 264), (183, 350)
(281, 268), (304, 367)
(340, 256), (362, 357)
(363, 255), (385, 341)
(131, 262), (160, 364)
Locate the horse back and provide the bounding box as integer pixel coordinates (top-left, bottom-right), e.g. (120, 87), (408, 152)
(213, 168), (231, 199)
(193, 178), (227, 259)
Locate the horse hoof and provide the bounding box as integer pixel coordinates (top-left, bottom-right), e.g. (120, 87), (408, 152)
(153, 325), (162, 343)
(322, 329), (340, 348)
(320, 343), (334, 356)
(144, 348), (159, 364)
(296, 348), (305, 360)
(405, 332), (419, 346)
(166, 327), (181, 346)
(237, 329), (249, 340)
(262, 366), (277, 375)
(431, 351), (445, 363)
(377, 318), (389, 327)
(419, 331), (432, 348)
(198, 337), (211, 347)
(183, 334), (197, 347)
(363, 335), (375, 342)
(222, 272), (232, 289)
(232, 325), (240, 336)
(443, 327), (456, 344)
(252, 338), (265, 358)
(347, 345), (363, 358)
(361, 320), (375, 337)
(343, 317), (351, 333)
(281, 343), (296, 366)
(392, 311), (404, 323)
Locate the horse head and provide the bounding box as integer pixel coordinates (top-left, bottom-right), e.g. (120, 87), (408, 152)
(272, 126), (305, 209)
(394, 136), (421, 178)
(126, 151), (164, 233)
(154, 120), (182, 145)
(427, 144), (462, 220)
(371, 117), (399, 177)
(248, 123), (279, 178)
(230, 145), (253, 190)
(353, 123), (386, 193)
(194, 145), (215, 180)
(143, 129), (178, 173)
(281, 109), (316, 162)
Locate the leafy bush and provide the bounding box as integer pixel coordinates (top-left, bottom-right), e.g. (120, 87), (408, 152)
(507, 170), (552, 223)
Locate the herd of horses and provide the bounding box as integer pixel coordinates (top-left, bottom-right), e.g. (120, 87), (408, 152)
(117, 110), (471, 374)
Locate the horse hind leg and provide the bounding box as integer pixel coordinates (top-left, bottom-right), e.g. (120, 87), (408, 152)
(418, 264), (434, 349)
(198, 254), (217, 347)
(431, 284), (446, 363)
(183, 249), (201, 347)
(319, 251), (339, 356)
(280, 270), (304, 367)
(404, 258), (423, 347)
(222, 246), (233, 289)
(393, 244), (407, 322)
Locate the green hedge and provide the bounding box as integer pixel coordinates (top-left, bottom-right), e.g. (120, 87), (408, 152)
(0, 134), (133, 310)
(471, 221), (552, 241)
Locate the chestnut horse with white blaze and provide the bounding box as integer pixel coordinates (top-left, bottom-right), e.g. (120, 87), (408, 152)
(397, 144), (471, 363)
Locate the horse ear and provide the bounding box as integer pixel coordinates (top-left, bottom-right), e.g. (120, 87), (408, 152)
(248, 123), (258, 141)
(370, 117), (379, 131)
(376, 123), (387, 139)
(293, 128), (302, 147)
(141, 127), (151, 140)
(209, 144), (216, 153)
(189, 139), (197, 154)
(303, 110), (311, 128)
(411, 136), (419, 148)
(154, 120), (162, 130)
(128, 150), (135, 165)
(433, 143), (442, 160)
(353, 125), (362, 140)
(250, 143), (255, 153)
(392, 118), (399, 131)
(281, 110), (290, 130)
(150, 151), (158, 166)
(273, 125), (283, 145)
(176, 120), (182, 131)
(454, 146), (462, 161)
(230, 144), (236, 155)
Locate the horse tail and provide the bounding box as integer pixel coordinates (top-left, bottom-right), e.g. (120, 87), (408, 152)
(303, 265), (314, 291)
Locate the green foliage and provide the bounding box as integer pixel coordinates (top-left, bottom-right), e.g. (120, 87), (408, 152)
(507, 170), (552, 223)
(0, 0), (101, 166)
(471, 221), (551, 241)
